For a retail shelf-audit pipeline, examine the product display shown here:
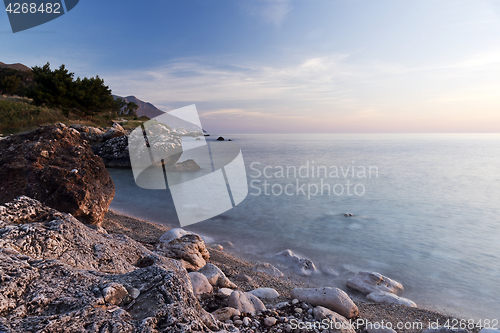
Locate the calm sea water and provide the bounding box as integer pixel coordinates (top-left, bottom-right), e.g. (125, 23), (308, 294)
(109, 134), (500, 320)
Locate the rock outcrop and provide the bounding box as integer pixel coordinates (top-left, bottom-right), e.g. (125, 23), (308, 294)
(156, 234), (210, 271)
(0, 124), (115, 226)
(0, 196), (233, 332)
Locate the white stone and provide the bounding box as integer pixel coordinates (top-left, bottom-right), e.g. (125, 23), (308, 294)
(228, 291), (266, 315)
(243, 317), (251, 326)
(218, 288), (234, 296)
(346, 271), (404, 295)
(188, 272), (213, 296)
(367, 291), (417, 307)
(313, 306), (355, 333)
(248, 288), (280, 299)
(290, 287), (359, 319)
(198, 263), (237, 288)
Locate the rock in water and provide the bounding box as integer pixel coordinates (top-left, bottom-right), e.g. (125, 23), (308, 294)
(156, 234), (210, 271)
(0, 197), (232, 332)
(290, 287), (359, 319)
(346, 271), (404, 295)
(367, 291), (417, 307)
(0, 124), (114, 226)
(253, 262), (284, 277)
(274, 249), (318, 276)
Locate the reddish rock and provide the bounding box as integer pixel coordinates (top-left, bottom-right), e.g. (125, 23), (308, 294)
(0, 123), (115, 226)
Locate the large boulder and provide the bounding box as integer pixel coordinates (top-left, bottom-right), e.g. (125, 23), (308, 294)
(274, 249), (318, 276)
(290, 287), (359, 319)
(156, 234), (210, 271)
(0, 197), (234, 332)
(346, 271), (404, 295)
(0, 124), (114, 226)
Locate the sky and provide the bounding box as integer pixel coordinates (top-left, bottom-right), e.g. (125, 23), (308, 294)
(1, 0), (500, 133)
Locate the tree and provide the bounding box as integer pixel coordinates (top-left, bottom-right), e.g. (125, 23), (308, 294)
(0, 74), (21, 95)
(125, 101), (139, 117)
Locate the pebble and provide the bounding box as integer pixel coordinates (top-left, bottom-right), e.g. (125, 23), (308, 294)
(294, 308), (303, 314)
(234, 320), (243, 325)
(291, 299), (299, 305)
(264, 317), (277, 326)
(243, 317), (251, 326)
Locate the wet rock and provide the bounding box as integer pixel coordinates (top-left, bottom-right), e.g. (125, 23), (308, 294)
(198, 263), (237, 288)
(0, 124), (115, 226)
(228, 291), (266, 315)
(188, 272), (213, 296)
(367, 291), (417, 307)
(253, 262), (284, 277)
(275, 249), (318, 276)
(291, 287), (359, 319)
(248, 288), (280, 299)
(212, 307), (240, 322)
(347, 271), (404, 295)
(313, 306), (356, 333)
(156, 234), (210, 271)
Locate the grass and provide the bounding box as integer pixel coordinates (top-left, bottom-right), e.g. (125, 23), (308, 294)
(0, 95), (148, 135)
(0, 95), (67, 134)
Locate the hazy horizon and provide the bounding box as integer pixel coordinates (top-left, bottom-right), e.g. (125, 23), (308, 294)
(2, 0), (500, 133)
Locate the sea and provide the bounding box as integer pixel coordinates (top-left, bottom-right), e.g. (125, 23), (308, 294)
(108, 133), (500, 321)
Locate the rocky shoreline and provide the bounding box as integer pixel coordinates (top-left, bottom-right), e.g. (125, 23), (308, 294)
(0, 124), (494, 333)
(101, 210), (488, 333)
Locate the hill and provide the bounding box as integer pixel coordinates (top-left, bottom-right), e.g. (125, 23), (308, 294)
(0, 61), (32, 72)
(113, 95), (201, 131)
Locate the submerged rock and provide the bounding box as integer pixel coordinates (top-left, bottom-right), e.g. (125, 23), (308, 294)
(0, 124), (114, 226)
(274, 249), (318, 276)
(253, 262), (284, 277)
(347, 271), (404, 295)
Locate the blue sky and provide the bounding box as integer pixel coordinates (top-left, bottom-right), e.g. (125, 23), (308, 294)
(2, 0), (500, 133)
